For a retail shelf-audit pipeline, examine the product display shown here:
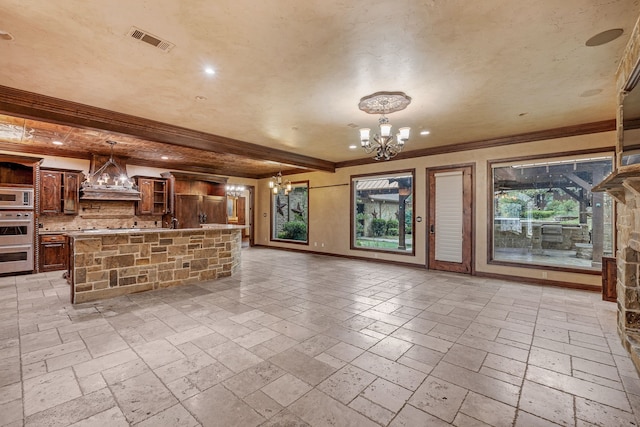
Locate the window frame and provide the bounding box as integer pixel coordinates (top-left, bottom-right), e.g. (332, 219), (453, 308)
(270, 180), (309, 245)
(350, 169), (416, 256)
(487, 150), (614, 275)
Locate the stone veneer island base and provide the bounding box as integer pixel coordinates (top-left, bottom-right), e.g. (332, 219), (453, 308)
(66, 225), (244, 303)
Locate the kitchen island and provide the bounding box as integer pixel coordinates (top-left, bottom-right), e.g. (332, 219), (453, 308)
(66, 225), (245, 303)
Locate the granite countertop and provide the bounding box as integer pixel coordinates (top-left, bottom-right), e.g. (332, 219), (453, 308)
(63, 224), (245, 237)
(65, 228), (167, 236)
(38, 230), (74, 235)
(200, 224), (248, 230)
(40, 228), (168, 235)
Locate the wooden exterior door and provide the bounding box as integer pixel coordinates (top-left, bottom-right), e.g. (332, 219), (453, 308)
(427, 165), (474, 274)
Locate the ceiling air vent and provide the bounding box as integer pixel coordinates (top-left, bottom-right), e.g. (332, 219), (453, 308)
(127, 26), (175, 52)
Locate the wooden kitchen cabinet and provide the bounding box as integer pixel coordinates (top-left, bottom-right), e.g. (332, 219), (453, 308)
(40, 169), (81, 215)
(202, 195), (226, 225)
(174, 194), (226, 228)
(134, 176), (167, 215)
(39, 234), (67, 272)
(162, 171), (227, 227)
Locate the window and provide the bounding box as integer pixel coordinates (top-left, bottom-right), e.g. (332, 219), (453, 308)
(271, 181), (308, 244)
(490, 154), (613, 271)
(351, 170), (414, 254)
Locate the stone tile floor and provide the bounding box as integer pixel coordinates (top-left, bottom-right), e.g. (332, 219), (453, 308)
(1, 247), (639, 426)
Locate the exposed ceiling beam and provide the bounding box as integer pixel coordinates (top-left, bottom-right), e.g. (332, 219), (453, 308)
(0, 85), (336, 173)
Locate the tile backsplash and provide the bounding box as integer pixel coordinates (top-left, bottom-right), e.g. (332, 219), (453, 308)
(39, 201), (164, 231)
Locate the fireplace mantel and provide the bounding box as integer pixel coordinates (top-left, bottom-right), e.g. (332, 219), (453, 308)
(592, 164), (640, 204)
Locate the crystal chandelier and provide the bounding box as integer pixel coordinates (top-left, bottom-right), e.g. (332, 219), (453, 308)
(269, 170), (291, 195)
(358, 91), (411, 161)
(225, 184), (245, 198)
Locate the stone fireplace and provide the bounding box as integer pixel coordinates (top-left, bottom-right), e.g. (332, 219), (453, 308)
(614, 188), (640, 369)
(592, 13), (640, 371)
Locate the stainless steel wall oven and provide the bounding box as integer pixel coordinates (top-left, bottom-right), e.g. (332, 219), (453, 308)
(0, 209), (34, 274)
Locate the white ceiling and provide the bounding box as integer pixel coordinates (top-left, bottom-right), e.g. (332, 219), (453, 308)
(1, 0), (639, 166)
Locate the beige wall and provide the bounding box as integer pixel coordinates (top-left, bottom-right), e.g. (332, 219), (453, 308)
(256, 131), (616, 287)
(0, 131), (615, 287)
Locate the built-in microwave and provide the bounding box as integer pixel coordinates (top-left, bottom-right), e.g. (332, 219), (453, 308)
(0, 188), (33, 209)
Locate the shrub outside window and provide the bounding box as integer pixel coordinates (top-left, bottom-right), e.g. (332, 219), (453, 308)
(271, 181), (308, 244)
(490, 154), (613, 271)
(351, 170), (414, 254)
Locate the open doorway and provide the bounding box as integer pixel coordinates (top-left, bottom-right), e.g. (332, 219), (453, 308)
(227, 185), (255, 248)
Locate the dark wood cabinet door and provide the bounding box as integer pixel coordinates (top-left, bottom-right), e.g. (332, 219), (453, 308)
(202, 195), (226, 224)
(40, 171), (61, 214)
(175, 195), (201, 228)
(63, 172), (79, 214)
(137, 178), (154, 215)
(40, 235), (67, 272)
(134, 177), (167, 216)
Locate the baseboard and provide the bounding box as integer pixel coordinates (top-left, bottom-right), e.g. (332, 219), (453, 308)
(474, 271), (602, 292)
(252, 245), (603, 292)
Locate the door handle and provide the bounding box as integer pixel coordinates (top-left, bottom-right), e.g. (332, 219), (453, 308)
(430, 224), (435, 234)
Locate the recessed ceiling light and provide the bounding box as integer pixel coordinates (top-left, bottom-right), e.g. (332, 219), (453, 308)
(195, 95), (207, 101)
(349, 145), (357, 149)
(161, 155), (169, 160)
(420, 130), (430, 136)
(0, 30), (14, 41)
(204, 67), (215, 75)
(586, 28), (624, 47)
(52, 141), (63, 145)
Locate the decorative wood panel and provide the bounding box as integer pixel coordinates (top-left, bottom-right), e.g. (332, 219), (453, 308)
(602, 256), (617, 302)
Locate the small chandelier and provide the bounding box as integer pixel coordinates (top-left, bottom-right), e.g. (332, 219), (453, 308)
(358, 91), (411, 161)
(82, 141), (137, 189)
(225, 184), (245, 198)
(269, 170), (291, 195)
